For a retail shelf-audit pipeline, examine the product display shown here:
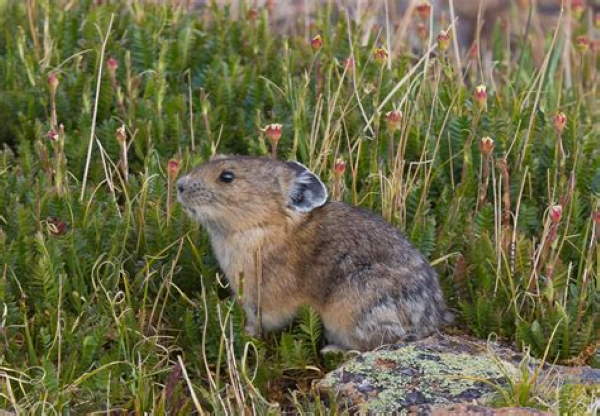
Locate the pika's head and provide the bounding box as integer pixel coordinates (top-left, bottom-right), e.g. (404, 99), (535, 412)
(177, 156), (328, 232)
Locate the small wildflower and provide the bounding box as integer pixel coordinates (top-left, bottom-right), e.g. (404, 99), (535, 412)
(416, 23), (428, 41)
(415, 1), (431, 20)
(595, 12), (600, 29)
(47, 130), (59, 142)
(571, 0), (585, 19)
(344, 57), (355, 73)
(246, 8), (259, 20)
(437, 30), (450, 51)
(311, 34), (323, 50)
(553, 112), (567, 134)
(106, 57), (118, 74)
(385, 110), (403, 131)
(479, 137), (494, 156)
(575, 35), (590, 53)
(468, 43), (479, 60)
(592, 211), (600, 224)
(474, 84), (487, 108)
(333, 158), (346, 176)
(373, 47), (388, 64)
(549, 205), (563, 223)
(47, 217), (68, 236)
(48, 72), (59, 94)
(116, 125), (127, 143)
(167, 159), (180, 181)
(263, 123), (283, 143)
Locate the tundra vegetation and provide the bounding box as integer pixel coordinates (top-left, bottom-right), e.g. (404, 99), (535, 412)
(0, 0), (598, 414)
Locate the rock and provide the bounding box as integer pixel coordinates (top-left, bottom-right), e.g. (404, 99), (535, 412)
(409, 404), (551, 415)
(316, 333), (600, 414)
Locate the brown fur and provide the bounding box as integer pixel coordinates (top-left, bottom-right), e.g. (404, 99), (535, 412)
(177, 156), (452, 351)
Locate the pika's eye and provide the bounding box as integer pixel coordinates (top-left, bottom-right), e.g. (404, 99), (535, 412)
(219, 170), (235, 183)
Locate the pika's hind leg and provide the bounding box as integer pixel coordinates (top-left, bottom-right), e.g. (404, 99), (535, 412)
(320, 264), (443, 350)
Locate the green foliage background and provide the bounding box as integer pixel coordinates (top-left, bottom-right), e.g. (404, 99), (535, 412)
(0, 0), (598, 413)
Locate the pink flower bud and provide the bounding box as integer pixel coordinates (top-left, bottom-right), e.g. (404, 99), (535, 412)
(437, 30), (450, 51)
(106, 57), (119, 75)
(385, 110), (403, 131)
(553, 112), (567, 134)
(474, 84), (487, 108)
(48, 72), (59, 93)
(311, 34), (323, 50)
(333, 158), (346, 176)
(167, 159), (180, 180)
(344, 57), (355, 73)
(575, 35), (590, 53)
(571, 0), (585, 19)
(415, 1), (431, 20)
(549, 205), (563, 223)
(263, 123), (282, 143)
(479, 137), (494, 156)
(47, 130), (59, 141)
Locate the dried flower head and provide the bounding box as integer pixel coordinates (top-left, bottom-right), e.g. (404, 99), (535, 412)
(263, 123), (282, 143)
(333, 158), (346, 176)
(415, 1), (431, 20)
(479, 137), (494, 156)
(468, 43), (479, 60)
(167, 159), (180, 180)
(592, 211), (600, 224)
(373, 47), (388, 64)
(437, 30), (450, 51)
(311, 34), (323, 50)
(47, 217), (68, 236)
(116, 125), (127, 143)
(246, 7), (259, 20)
(549, 205), (563, 223)
(385, 110), (403, 131)
(553, 112), (567, 134)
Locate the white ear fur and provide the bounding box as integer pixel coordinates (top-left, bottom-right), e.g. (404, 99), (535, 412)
(286, 161), (328, 212)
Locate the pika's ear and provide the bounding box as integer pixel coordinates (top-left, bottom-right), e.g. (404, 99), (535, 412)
(285, 161), (328, 212)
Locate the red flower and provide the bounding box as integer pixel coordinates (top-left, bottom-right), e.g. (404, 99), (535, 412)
(575, 35), (590, 53)
(48, 217), (68, 236)
(474, 84), (487, 108)
(373, 47), (388, 64)
(263, 123), (283, 142)
(549, 205), (563, 223)
(48, 72), (59, 93)
(167, 159), (180, 180)
(437, 30), (450, 51)
(311, 34), (323, 50)
(333, 158), (346, 176)
(553, 112), (567, 134)
(385, 110), (403, 131)
(479, 137), (494, 156)
(415, 1), (431, 20)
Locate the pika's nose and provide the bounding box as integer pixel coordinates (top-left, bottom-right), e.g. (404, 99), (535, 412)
(176, 177), (187, 194)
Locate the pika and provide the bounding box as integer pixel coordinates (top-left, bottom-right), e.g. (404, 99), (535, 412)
(177, 156), (452, 351)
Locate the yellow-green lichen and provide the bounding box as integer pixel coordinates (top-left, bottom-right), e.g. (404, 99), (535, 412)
(320, 345), (521, 413)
